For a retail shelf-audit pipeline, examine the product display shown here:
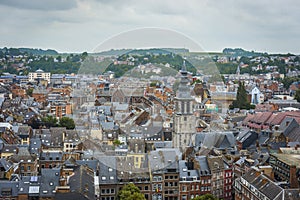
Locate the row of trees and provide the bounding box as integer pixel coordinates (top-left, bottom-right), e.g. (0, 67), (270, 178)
(117, 183), (218, 200)
(28, 116), (75, 129)
(41, 115), (75, 129)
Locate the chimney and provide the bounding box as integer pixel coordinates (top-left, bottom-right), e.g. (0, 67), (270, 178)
(290, 165), (299, 188)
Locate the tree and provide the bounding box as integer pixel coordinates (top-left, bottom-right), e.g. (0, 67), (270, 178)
(230, 81), (253, 110)
(56, 55), (62, 62)
(27, 116), (42, 129)
(192, 194), (219, 200)
(42, 115), (58, 128)
(81, 52), (88, 60)
(113, 139), (122, 146)
(295, 89), (300, 102)
(59, 117), (75, 129)
(26, 88), (34, 97)
(117, 183), (146, 200)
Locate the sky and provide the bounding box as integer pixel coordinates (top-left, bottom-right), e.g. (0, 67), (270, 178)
(0, 0), (300, 54)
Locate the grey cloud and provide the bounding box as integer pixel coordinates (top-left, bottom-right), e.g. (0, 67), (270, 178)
(0, 0), (300, 53)
(0, 0), (77, 11)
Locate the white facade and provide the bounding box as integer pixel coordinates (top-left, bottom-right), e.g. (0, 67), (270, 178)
(251, 86), (263, 104)
(28, 69), (51, 82)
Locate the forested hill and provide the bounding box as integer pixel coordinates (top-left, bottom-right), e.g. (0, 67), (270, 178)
(95, 48), (189, 56)
(0, 47), (58, 56)
(222, 48), (264, 57)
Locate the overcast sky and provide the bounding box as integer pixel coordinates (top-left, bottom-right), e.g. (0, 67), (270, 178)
(0, 0), (299, 54)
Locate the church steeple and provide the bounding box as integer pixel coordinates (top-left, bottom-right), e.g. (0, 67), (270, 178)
(182, 59), (187, 72)
(236, 64), (240, 76)
(177, 59), (190, 99)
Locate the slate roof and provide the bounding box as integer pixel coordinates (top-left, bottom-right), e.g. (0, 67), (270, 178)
(29, 138), (42, 156)
(179, 160), (199, 180)
(0, 180), (19, 197)
(257, 132), (270, 144)
(55, 192), (89, 200)
(76, 160), (99, 172)
(10, 146), (35, 163)
(0, 144), (18, 154)
(242, 168), (283, 200)
(98, 156), (117, 184)
(40, 168), (60, 197)
(112, 102), (129, 112)
(16, 125), (32, 136)
(149, 148), (181, 172)
(19, 176), (40, 196)
(236, 128), (251, 140)
(194, 131), (236, 150)
(195, 156), (211, 175)
(64, 130), (80, 144)
(40, 150), (63, 161)
(69, 165), (95, 200)
(0, 158), (13, 171)
(96, 105), (112, 116)
(127, 139), (146, 153)
(100, 121), (115, 131)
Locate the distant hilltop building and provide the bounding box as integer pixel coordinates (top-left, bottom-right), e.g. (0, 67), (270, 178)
(28, 69), (51, 83)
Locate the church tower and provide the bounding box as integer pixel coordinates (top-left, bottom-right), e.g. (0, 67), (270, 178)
(173, 60), (196, 151)
(236, 64), (241, 81)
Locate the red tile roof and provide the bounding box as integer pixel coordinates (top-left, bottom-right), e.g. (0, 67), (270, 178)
(251, 112), (263, 123)
(243, 114), (255, 125)
(256, 112), (272, 124)
(269, 112), (288, 125)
